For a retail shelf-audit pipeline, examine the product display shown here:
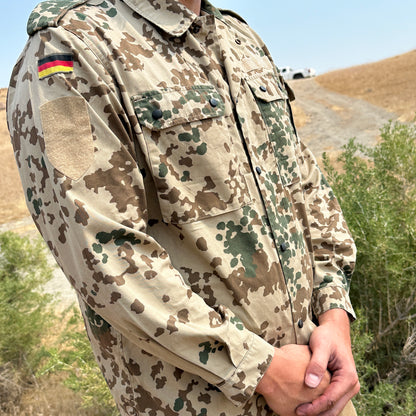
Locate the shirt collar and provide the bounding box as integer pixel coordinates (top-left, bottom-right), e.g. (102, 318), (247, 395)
(201, 0), (224, 21)
(121, 0), (224, 36)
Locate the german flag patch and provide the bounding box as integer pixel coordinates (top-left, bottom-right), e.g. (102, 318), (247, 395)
(38, 54), (74, 79)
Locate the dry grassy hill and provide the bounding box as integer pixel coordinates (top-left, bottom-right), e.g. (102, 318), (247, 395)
(316, 49), (416, 122)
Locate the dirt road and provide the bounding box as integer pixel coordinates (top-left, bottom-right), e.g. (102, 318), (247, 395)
(289, 78), (397, 157)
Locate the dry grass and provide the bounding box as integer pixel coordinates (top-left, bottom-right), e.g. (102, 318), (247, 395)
(0, 315), (99, 416)
(316, 49), (416, 122)
(0, 89), (29, 224)
(1, 373), (91, 416)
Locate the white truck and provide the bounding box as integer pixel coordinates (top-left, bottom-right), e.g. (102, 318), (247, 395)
(280, 66), (316, 80)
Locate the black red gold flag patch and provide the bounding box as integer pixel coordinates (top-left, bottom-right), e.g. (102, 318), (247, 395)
(38, 54), (74, 79)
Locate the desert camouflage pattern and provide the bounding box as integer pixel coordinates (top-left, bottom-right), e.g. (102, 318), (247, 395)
(7, 0), (356, 414)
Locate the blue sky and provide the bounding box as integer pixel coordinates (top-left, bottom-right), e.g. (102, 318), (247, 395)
(2, 0), (416, 87)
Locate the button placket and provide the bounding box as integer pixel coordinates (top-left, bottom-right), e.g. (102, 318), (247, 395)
(279, 242), (288, 252)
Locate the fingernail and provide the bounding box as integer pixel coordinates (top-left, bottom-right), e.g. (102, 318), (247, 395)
(305, 373), (320, 388)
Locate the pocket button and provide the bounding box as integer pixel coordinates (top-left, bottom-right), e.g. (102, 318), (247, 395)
(152, 109), (163, 120)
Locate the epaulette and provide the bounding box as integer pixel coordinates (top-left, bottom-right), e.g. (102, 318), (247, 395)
(27, 0), (89, 36)
(218, 9), (248, 25)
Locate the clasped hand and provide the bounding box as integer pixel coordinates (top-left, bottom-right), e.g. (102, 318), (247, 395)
(255, 310), (360, 416)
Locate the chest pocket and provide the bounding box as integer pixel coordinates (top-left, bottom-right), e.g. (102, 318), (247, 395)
(247, 73), (301, 187)
(132, 85), (252, 224)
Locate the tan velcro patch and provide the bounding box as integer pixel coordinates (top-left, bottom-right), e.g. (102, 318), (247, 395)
(40, 96), (94, 180)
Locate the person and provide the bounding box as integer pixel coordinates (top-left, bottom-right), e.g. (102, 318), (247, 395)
(7, 0), (360, 415)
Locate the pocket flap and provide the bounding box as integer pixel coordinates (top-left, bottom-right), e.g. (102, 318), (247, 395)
(132, 85), (225, 130)
(247, 73), (288, 102)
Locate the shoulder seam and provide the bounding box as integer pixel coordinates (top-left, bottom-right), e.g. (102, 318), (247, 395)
(27, 0), (89, 36)
(218, 9), (248, 24)
(58, 23), (116, 80)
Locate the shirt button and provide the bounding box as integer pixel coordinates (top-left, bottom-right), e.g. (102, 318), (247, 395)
(209, 98), (219, 107)
(255, 166), (262, 174)
(280, 242), (288, 252)
(259, 85), (267, 92)
(298, 319), (304, 329)
(152, 109), (163, 120)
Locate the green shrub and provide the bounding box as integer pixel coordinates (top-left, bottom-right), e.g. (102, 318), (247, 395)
(0, 231), (54, 370)
(0, 231), (55, 412)
(323, 121), (416, 375)
(324, 121), (416, 412)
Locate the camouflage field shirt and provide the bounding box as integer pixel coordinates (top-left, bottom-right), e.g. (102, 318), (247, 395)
(7, 0), (356, 415)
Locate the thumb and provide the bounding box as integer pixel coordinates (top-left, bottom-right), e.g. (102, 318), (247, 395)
(304, 348), (330, 388)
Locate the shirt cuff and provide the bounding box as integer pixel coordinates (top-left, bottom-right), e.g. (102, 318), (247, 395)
(312, 285), (356, 321)
(217, 332), (275, 406)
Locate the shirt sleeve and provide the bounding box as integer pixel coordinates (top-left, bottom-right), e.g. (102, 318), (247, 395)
(236, 19), (356, 320)
(244, 20), (357, 320)
(295, 131), (356, 320)
(7, 27), (275, 406)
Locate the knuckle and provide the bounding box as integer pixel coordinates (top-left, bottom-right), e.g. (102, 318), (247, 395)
(346, 371), (360, 389)
(326, 399), (336, 411)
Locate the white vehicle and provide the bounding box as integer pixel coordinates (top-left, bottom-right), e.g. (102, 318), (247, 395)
(280, 66), (316, 80)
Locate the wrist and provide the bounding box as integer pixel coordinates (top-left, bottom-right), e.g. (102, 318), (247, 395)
(318, 308), (350, 326)
(317, 309), (352, 348)
(255, 348), (280, 395)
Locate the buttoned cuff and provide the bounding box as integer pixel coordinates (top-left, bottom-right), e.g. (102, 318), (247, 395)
(217, 333), (275, 407)
(312, 286), (356, 321)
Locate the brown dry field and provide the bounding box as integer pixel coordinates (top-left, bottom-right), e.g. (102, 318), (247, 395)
(0, 88), (30, 224)
(316, 49), (416, 122)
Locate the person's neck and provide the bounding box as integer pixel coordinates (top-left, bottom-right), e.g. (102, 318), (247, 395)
(178, 0), (201, 15)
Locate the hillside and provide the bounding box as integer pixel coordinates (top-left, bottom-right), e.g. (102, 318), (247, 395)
(316, 49), (416, 122)
(290, 78), (395, 157)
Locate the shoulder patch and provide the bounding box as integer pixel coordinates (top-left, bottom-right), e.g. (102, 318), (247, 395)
(218, 9), (247, 24)
(27, 0), (89, 36)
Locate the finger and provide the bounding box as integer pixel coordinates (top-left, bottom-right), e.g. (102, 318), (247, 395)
(317, 397), (355, 416)
(296, 378), (360, 416)
(304, 345), (331, 388)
